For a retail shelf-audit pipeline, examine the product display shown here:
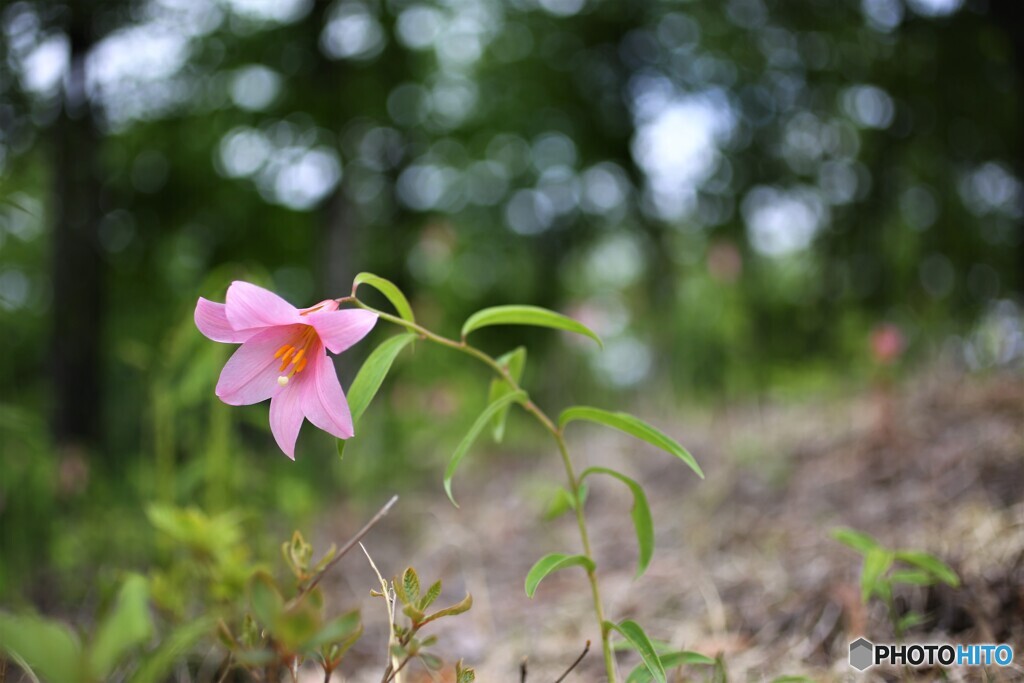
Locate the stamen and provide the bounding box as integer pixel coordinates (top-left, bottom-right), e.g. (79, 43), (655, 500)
(273, 325), (317, 382)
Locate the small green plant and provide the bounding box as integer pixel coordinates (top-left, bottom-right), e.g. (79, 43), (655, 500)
(0, 574), (211, 683)
(0, 497), (483, 683)
(369, 566), (473, 682)
(832, 527), (960, 638)
(195, 274), (707, 682)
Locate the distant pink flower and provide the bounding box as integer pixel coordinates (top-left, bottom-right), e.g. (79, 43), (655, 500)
(870, 323), (905, 364)
(195, 281), (377, 459)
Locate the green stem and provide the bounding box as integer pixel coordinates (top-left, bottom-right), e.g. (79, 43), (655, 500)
(347, 298), (619, 682)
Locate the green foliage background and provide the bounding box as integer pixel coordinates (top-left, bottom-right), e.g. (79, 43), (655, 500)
(0, 0), (1022, 602)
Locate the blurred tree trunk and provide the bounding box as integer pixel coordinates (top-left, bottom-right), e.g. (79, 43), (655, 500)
(322, 188), (355, 302)
(50, 11), (103, 450)
(989, 0), (1024, 293)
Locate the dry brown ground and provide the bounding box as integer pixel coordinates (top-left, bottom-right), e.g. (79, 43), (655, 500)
(316, 370), (1024, 683)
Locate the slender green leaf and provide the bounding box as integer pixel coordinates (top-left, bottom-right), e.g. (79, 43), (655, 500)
(889, 569), (936, 586)
(275, 602), (321, 650)
(613, 638), (673, 654)
(860, 548), (894, 603)
(420, 580), (442, 610)
(712, 654), (728, 683)
(488, 347), (527, 442)
(524, 554), (595, 598)
(89, 575), (154, 680)
(250, 571), (284, 628)
(130, 617), (216, 683)
(660, 651), (715, 668)
(770, 677), (816, 683)
(403, 567), (421, 604)
(626, 651), (715, 683)
(420, 593), (472, 626)
(352, 272), (415, 324)
(0, 613), (82, 683)
(304, 610), (361, 650)
(897, 612), (929, 633)
(321, 622), (363, 664)
(461, 305), (602, 347)
(339, 333), (416, 458)
(895, 551), (960, 587)
(606, 620), (666, 683)
(543, 486), (577, 520)
(831, 528), (881, 555)
(420, 653), (444, 670)
(560, 407), (702, 479)
(444, 390), (527, 507)
(348, 334), (416, 424)
(581, 467), (654, 578)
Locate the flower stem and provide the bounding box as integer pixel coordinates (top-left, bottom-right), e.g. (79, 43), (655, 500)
(349, 299), (619, 682)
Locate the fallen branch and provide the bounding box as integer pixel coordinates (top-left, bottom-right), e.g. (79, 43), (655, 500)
(553, 641), (590, 683)
(286, 495), (398, 609)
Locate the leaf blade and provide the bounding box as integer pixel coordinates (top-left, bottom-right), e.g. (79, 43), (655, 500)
(894, 551), (960, 587)
(352, 272), (415, 324)
(560, 407), (702, 479)
(606, 620), (666, 683)
(444, 390), (527, 507)
(88, 574), (154, 680)
(461, 305), (602, 347)
(488, 347), (527, 443)
(0, 613), (82, 683)
(420, 593), (473, 626)
(626, 651), (715, 683)
(524, 553), (595, 598)
(831, 528), (881, 555)
(581, 467), (654, 578)
(348, 334), (416, 424)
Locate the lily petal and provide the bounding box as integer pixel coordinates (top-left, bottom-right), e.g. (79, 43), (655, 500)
(306, 309), (378, 354)
(300, 346), (354, 439)
(195, 298), (256, 344)
(225, 281), (300, 332)
(269, 388), (304, 460)
(216, 326), (295, 406)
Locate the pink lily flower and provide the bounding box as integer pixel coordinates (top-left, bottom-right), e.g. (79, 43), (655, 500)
(194, 281), (377, 459)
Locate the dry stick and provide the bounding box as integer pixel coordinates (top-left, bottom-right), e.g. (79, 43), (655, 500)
(520, 657), (528, 683)
(214, 653), (233, 683)
(285, 495), (399, 610)
(553, 641), (591, 683)
(361, 543), (403, 683)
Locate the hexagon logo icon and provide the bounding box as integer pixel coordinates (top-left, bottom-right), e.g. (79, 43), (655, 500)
(849, 638), (874, 671)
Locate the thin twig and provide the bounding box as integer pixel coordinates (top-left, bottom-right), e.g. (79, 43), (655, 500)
(553, 641), (590, 683)
(520, 656), (528, 683)
(286, 495), (399, 608)
(362, 543), (403, 683)
(214, 653), (233, 683)
(384, 655), (413, 682)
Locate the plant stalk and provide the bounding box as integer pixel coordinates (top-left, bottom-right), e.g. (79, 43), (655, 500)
(348, 299), (619, 682)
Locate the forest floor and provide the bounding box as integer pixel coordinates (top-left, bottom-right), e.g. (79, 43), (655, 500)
(318, 369), (1024, 683)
